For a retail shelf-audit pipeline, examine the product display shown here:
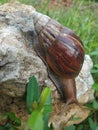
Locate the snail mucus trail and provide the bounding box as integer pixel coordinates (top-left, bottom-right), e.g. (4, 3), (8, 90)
(32, 11), (85, 106)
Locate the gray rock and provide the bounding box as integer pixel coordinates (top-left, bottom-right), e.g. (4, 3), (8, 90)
(76, 55), (94, 103)
(0, 3), (47, 96)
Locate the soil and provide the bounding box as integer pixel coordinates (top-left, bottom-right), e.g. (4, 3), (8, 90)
(0, 95), (29, 129)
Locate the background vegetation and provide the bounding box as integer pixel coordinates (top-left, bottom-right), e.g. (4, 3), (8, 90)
(0, 0), (98, 130)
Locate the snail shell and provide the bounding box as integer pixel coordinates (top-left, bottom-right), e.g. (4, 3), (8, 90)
(32, 11), (85, 104)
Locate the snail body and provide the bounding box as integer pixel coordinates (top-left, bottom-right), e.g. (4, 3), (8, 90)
(32, 11), (85, 105)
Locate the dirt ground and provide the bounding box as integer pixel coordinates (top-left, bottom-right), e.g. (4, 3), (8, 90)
(0, 95), (29, 129)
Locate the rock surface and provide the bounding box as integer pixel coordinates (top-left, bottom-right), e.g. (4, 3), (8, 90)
(49, 103), (90, 129)
(76, 55), (94, 103)
(0, 1), (47, 97)
(0, 1), (94, 129)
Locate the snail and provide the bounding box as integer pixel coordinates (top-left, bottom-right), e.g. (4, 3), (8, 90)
(32, 11), (85, 106)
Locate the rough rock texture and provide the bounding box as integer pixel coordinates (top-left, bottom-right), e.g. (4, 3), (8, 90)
(49, 103), (90, 129)
(0, 2), (47, 97)
(76, 55), (94, 103)
(0, 1), (94, 129)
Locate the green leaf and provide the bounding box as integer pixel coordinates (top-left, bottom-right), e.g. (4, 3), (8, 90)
(91, 69), (98, 74)
(96, 126), (98, 130)
(0, 126), (6, 130)
(43, 93), (52, 130)
(43, 93), (52, 114)
(4, 123), (11, 129)
(70, 115), (81, 121)
(90, 50), (98, 56)
(76, 125), (83, 130)
(9, 126), (20, 130)
(24, 110), (44, 130)
(92, 84), (98, 91)
(12, 118), (21, 127)
(93, 99), (98, 110)
(64, 125), (76, 130)
(2, 113), (9, 120)
(43, 112), (50, 130)
(2, 112), (21, 126)
(39, 87), (51, 109)
(8, 112), (16, 120)
(94, 64), (98, 69)
(86, 103), (95, 110)
(44, 104), (52, 115)
(26, 76), (40, 113)
(88, 118), (96, 130)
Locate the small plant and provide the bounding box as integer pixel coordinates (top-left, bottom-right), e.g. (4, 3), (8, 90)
(25, 76), (52, 130)
(0, 112), (21, 130)
(0, 76), (52, 130)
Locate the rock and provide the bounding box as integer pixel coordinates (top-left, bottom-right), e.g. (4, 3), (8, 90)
(49, 104), (90, 129)
(0, 1), (47, 97)
(0, 1), (94, 129)
(76, 55), (94, 103)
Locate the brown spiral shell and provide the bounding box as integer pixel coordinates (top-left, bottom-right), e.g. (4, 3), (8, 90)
(33, 14), (84, 78)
